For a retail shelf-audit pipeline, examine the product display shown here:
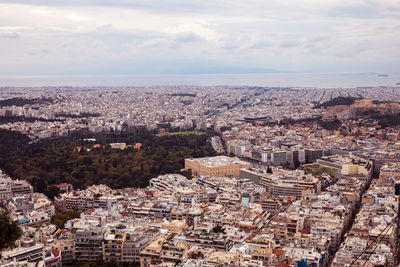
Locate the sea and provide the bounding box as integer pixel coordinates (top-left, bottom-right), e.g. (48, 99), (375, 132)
(0, 72), (399, 88)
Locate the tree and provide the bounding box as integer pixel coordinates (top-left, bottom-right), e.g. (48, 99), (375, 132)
(293, 160), (301, 169)
(47, 185), (60, 201)
(266, 166), (272, 174)
(282, 161), (290, 169)
(35, 178), (47, 193)
(179, 169), (193, 179)
(0, 129), (217, 190)
(212, 225), (224, 233)
(0, 210), (22, 252)
(52, 211), (81, 229)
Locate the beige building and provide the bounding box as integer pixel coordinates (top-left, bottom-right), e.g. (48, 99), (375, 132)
(161, 220), (188, 234)
(122, 232), (150, 263)
(379, 162), (400, 180)
(160, 240), (188, 263)
(0, 184), (12, 202)
(259, 170), (321, 200)
(185, 156), (251, 177)
(140, 237), (165, 267)
(104, 232), (125, 262)
(53, 233), (75, 265)
(10, 180), (33, 196)
(316, 156), (372, 178)
(1, 239), (44, 263)
(269, 176), (321, 200)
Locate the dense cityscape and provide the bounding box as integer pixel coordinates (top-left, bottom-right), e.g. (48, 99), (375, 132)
(0, 85), (400, 266)
(2, 0), (400, 265)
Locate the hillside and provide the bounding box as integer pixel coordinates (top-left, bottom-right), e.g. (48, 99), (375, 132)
(313, 96), (360, 109)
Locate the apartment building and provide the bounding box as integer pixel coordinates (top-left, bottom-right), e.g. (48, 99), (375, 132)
(74, 228), (104, 261)
(104, 232), (125, 262)
(2, 239), (44, 263)
(121, 232), (150, 263)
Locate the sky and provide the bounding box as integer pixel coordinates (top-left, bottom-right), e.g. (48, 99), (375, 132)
(0, 0), (399, 75)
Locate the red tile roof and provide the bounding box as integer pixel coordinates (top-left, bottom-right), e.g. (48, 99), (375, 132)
(273, 249), (285, 256)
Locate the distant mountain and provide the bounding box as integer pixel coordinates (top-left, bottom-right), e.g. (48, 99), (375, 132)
(177, 67), (281, 75)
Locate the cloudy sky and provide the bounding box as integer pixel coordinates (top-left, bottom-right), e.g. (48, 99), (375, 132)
(0, 0), (399, 75)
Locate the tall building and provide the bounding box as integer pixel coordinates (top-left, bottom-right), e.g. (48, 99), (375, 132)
(305, 149), (324, 163)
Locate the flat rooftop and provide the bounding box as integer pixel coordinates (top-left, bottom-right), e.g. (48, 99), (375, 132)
(186, 156), (249, 167)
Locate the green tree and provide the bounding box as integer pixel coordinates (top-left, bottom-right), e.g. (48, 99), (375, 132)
(51, 211), (81, 229)
(0, 129), (218, 190)
(0, 210), (22, 252)
(179, 169), (193, 179)
(47, 185), (60, 201)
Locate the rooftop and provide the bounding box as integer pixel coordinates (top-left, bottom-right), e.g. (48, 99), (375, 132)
(186, 155), (250, 167)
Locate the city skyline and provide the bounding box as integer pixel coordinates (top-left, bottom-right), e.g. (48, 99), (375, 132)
(1, 1), (400, 265)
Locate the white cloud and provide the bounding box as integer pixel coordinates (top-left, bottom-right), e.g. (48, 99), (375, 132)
(64, 12), (89, 22)
(0, 0), (399, 74)
(164, 23), (220, 41)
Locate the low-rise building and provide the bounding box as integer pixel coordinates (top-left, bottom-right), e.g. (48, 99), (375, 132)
(185, 156), (251, 177)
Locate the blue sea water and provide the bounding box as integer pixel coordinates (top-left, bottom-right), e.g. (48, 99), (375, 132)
(0, 72), (399, 88)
